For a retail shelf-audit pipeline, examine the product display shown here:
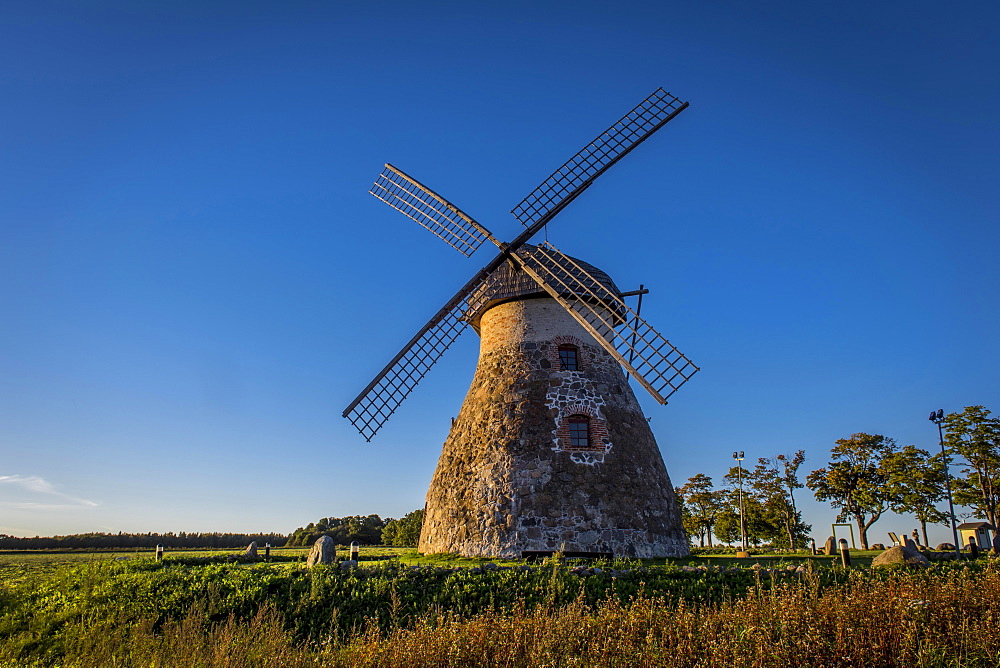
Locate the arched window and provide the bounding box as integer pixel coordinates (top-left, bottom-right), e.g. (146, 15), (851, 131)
(568, 415), (590, 449)
(558, 345), (579, 371)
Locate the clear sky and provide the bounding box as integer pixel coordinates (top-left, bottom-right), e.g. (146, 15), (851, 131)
(1, 1), (997, 546)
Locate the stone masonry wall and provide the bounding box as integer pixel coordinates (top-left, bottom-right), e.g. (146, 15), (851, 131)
(418, 298), (689, 558)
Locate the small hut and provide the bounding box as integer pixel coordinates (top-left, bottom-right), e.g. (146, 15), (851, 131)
(957, 521), (996, 548)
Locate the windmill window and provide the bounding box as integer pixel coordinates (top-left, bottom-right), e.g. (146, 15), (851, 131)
(568, 415), (590, 449)
(558, 345), (579, 370)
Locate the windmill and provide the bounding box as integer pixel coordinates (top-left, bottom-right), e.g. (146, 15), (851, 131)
(344, 88), (699, 558)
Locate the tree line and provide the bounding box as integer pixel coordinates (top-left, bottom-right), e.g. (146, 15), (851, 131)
(285, 510), (424, 547)
(675, 405), (1000, 550)
(0, 532), (289, 550)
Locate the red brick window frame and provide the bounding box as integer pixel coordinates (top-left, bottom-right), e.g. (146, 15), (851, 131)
(568, 415), (589, 447)
(549, 335), (587, 371)
(558, 345), (579, 371)
(555, 405), (609, 452)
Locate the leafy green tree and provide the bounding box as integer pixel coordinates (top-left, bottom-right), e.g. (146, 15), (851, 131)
(712, 492), (775, 547)
(742, 452), (811, 548)
(676, 474), (724, 547)
(807, 433), (899, 550)
(674, 489), (697, 546)
(713, 507), (742, 545)
(882, 444), (948, 547)
(943, 405), (1000, 527)
(287, 515), (386, 546)
(382, 509), (425, 547)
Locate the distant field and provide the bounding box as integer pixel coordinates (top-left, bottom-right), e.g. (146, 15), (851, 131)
(1, 547), (996, 667)
(0, 545), (888, 568)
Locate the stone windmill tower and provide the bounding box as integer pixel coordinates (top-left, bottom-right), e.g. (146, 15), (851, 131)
(344, 89), (699, 558)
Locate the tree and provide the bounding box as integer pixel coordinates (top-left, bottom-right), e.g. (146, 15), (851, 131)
(287, 515), (386, 546)
(720, 468), (783, 547)
(742, 451), (811, 548)
(676, 474), (724, 547)
(807, 433), (899, 550)
(382, 509), (425, 547)
(882, 445), (948, 547)
(943, 406), (1000, 527)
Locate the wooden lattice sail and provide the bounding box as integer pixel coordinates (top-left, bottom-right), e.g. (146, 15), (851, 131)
(343, 88), (698, 557)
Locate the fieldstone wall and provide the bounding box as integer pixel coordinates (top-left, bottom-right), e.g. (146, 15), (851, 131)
(419, 298), (689, 558)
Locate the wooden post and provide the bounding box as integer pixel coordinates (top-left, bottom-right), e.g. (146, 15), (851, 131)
(350, 541), (359, 562)
(969, 535), (979, 559)
(838, 539), (851, 567)
(155, 544), (164, 561)
(265, 543), (271, 561)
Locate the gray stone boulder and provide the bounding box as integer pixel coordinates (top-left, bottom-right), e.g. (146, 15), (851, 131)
(339, 559), (358, 570)
(936, 542), (956, 551)
(306, 536), (336, 567)
(870, 543), (886, 551)
(244, 541), (258, 557)
(872, 545), (930, 568)
(823, 536), (836, 555)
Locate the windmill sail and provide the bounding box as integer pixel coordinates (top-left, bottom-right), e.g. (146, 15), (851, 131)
(511, 89), (687, 228)
(342, 293), (470, 441)
(515, 242), (699, 404)
(371, 164), (494, 257)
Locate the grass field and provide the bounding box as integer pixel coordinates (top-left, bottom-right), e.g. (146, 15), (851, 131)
(2, 546), (992, 666)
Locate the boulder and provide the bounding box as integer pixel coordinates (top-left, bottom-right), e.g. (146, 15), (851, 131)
(306, 536), (336, 567)
(339, 559), (358, 570)
(936, 542), (956, 551)
(244, 541), (258, 557)
(870, 543), (886, 551)
(872, 545), (930, 568)
(823, 536), (836, 556)
(993, 534), (1000, 556)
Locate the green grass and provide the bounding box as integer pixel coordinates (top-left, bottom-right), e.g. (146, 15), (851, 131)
(2, 547), (995, 666)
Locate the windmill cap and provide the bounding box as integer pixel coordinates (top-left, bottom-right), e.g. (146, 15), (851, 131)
(465, 244), (625, 331)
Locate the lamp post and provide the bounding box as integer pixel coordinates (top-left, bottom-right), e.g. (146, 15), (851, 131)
(929, 409), (961, 559)
(733, 451), (747, 552)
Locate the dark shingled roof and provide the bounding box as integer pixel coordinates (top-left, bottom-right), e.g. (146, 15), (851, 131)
(464, 244), (624, 330)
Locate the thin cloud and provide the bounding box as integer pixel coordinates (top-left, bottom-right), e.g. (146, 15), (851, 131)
(0, 475), (98, 508)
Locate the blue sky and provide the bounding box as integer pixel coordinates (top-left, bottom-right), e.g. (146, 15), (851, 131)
(1, 1), (997, 545)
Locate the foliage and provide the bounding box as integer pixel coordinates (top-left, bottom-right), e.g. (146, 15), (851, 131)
(675, 474), (723, 547)
(381, 509), (424, 547)
(721, 452), (811, 548)
(286, 515), (386, 547)
(3, 556), (1000, 666)
(0, 531), (287, 550)
(944, 405), (1000, 527)
(807, 433), (899, 550)
(883, 444), (949, 546)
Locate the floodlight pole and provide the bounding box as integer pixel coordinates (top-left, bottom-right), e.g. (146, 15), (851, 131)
(733, 451), (747, 551)
(929, 409), (961, 559)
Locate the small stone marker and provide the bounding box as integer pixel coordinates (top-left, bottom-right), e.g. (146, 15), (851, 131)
(872, 545), (929, 568)
(968, 535), (979, 559)
(306, 536), (336, 567)
(936, 542), (956, 551)
(244, 541), (258, 557)
(339, 559), (358, 570)
(823, 536), (836, 556)
(993, 534), (1000, 556)
(870, 543), (885, 551)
